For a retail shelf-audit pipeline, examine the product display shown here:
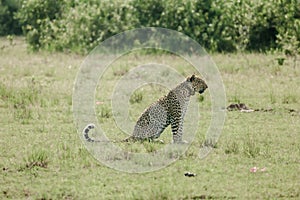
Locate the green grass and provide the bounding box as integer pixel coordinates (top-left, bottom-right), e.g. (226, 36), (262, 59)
(1, 37), (300, 199)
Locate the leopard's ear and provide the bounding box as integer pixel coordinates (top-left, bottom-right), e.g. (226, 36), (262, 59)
(187, 74), (195, 82)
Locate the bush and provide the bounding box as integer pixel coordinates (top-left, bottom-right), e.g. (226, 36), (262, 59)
(16, 0), (64, 50)
(17, 0), (137, 53)
(49, 1), (137, 53)
(16, 0), (300, 53)
(274, 0), (300, 67)
(0, 0), (21, 35)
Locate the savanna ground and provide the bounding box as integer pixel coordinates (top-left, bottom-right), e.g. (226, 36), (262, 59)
(0, 37), (299, 199)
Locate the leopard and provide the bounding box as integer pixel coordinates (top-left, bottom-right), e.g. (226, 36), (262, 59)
(83, 74), (207, 144)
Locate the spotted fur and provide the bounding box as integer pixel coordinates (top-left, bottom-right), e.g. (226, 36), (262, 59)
(83, 124), (96, 142)
(83, 74), (207, 143)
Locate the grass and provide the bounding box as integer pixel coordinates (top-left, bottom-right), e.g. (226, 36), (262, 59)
(129, 90), (144, 104)
(1, 37), (300, 199)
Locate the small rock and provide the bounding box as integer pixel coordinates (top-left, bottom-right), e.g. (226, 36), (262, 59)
(184, 172), (196, 177)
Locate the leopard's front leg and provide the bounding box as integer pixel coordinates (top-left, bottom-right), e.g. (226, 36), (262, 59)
(170, 111), (187, 143)
(171, 121), (183, 143)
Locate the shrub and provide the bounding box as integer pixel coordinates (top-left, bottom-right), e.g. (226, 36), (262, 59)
(16, 0), (64, 50)
(0, 0), (21, 35)
(55, 1), (137, 53)
(16, 0), (300, 53)
(274, 0), (300, 68)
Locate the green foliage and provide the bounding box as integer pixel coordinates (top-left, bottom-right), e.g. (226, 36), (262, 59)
(15, 0), (300, 53)
(16, 0), (64, 50)
(0, 0), (21, 35)
(16, 0), (137, 53)
(132, 0), (164, 27)
(210, 0), (299, 52)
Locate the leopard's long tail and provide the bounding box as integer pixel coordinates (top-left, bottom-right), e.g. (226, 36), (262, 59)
(83, 123), (99, 142)
(83, 123), (127, 143)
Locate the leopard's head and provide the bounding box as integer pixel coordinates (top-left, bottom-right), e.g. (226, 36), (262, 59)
(187, 74), (207, 94)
